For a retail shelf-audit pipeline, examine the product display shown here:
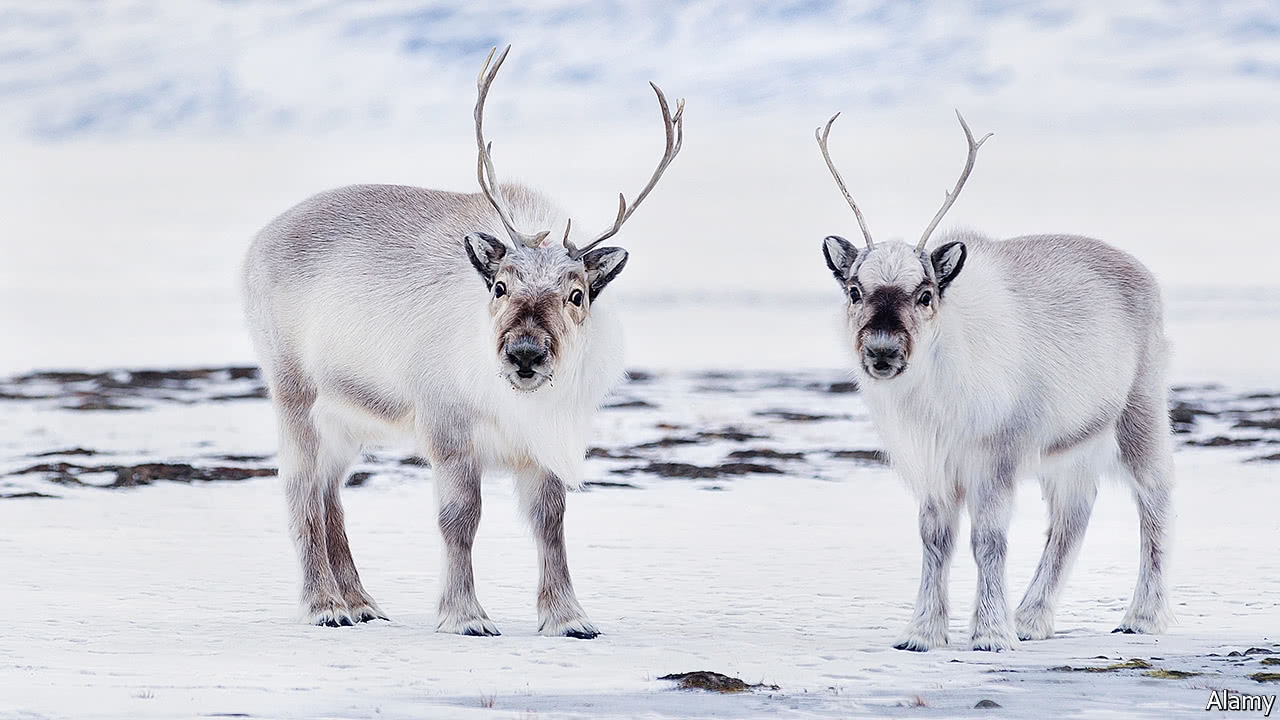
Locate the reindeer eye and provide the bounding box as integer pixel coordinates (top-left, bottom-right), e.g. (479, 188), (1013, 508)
(493, 281), (506, 298)
(918, 290), (933, 307)
(849, 286), (862, 304)
(569, 289), (584, 307)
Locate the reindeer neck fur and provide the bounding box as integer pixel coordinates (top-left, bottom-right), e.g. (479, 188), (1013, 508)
(463, 294), (625, 487)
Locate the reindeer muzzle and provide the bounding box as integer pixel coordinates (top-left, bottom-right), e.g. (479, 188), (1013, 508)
(505, 336), (548, 379)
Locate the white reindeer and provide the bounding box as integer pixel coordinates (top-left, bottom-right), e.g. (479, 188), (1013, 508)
(814, 111), (1173, 651)
(242, 46), (684, 637)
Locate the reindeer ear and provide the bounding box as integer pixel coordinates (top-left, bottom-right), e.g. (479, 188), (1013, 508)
(464, 232), (507, 287)
(930, 240), (967, 292)
(822, 235), (859, 285)
(582, 246), (628, 302)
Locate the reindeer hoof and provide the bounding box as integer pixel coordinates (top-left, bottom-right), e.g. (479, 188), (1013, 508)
(540, 616), (600, 639)
(970, 627), (1018, 652)
(894, 619), (948, 652)
(438, 614), (501, 637)
(304, 595), (360, 627)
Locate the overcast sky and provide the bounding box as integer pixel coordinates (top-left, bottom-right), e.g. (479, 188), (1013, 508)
(2, 1), (1278, 140)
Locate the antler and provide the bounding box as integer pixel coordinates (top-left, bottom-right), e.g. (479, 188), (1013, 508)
(916, 110), (992, 252)
(566, 82), (685, 258)
(814, 113), (874, 248)
(475, 45), (550, 249)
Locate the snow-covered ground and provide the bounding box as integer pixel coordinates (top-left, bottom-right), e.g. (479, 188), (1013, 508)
(3, 2), (1280, 718)
(2, 367), (1278, 718)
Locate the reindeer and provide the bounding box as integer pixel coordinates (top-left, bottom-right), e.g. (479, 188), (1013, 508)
(813, 111), (1173, 651)
(241, 46), (683, 637)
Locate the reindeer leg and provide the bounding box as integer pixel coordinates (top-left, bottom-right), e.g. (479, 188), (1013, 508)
(895, 493), (961, 651)
(1016, 460), (1098, 640)
(323, 476), (387, 623)
(1114, 386), (1173, 634)
(273, 369), (363, 626)
(968, 457), (1019, 651)
(428, 424), (498, 637)
(517, 468), (598, 639)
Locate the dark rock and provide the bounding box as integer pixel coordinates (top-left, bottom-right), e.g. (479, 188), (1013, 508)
(974, 699), (1002, 709)
(214, 454), (272, 463)
(67, 399), (141, 411)
(604, 399), (657, 409)
(659, 671), (778, 693)
(345, 472), (373, 487)
(1235, 418), (1280, 431)
(0, 366), (267, 411)
(207, 390), (270, 401)
(31, 447), (100, 457)
(632, 436), (701, 449)
(1142, 669), (1201, 679)
(12, 462), (90, 485)
(583, 480), (639, 489)
(754, 409), (845, 422)
(110, 464), (276, 487)
(613, 462), (783, 479)
(828, 449), (888, 464)
(586, 447), (643, 460)
(1169, 401), (1215, 433)
(12, 461), (276, 488)
(727, 449), (805, 461)
(1185, 436), (1261, 447)
(1051, 659), (1151, 672)
(696, 428), (766, 442)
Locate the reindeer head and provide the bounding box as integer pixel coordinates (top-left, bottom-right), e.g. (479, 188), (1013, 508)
(815, 111), (990, 380)
(465, 234), (627, 390)
(465, 46), (683, 392)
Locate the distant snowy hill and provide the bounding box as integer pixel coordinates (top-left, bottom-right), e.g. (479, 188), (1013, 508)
(1, 0), (1278, 140)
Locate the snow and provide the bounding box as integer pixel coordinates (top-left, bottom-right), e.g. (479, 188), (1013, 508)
(3, 2), (1280, 718)
(5, 466), (1276, 719)
(2, 368), (1278, 718)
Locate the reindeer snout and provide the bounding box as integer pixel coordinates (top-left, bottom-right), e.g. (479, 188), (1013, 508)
(505, 337), (547, 377)
(861, 335), (907, 379)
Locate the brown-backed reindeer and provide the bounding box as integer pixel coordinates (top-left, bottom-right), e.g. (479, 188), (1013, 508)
(242, 46), (683, 637)
(815, 111), (1173, 651)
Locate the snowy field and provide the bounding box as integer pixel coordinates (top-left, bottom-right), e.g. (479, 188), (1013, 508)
(4, 2), (1280, 718)
(2, 361), (1278, 719)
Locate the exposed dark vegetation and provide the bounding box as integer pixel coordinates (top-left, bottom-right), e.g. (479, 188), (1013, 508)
(3, 368), (1277, 500)
(12, 461), (275, 488)
(659, 671), (778, 693)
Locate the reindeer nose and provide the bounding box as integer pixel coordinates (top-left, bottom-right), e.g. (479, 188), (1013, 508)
(506, 338), (547, 376)
(866, 346), (899, 369)
(862, 340), (905, 378)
